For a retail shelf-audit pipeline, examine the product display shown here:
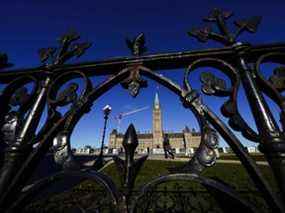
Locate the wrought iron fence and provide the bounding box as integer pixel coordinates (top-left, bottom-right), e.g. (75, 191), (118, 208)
(22, 189), (270, 213)
(0, 8), (285, 213)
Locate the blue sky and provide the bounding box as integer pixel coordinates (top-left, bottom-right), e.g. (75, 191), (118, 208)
(1, 0), (285, 148)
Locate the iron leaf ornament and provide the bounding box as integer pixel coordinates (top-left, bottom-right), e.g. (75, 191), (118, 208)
(0, 53), (13, 69)
(55, 83), (79, 106)
(203, 9), (233, 22)
(234, 16), (262, 33)
(38, 30), (91, 66)
(200, 72), (230, 96)
(126, 33), (147, 56)
(188, 8), (262, 46)
(38, 47), (57, 64)
(120, 66), (148, 97)
(188, 26), (212, 43)
(269, 66), (285, 92)
(221, 98), (260, 142)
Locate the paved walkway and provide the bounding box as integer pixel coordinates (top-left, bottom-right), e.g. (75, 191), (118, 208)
(147, 156), (269, 165)
(83, 156), (269, 166)
(217, 159), (268, 165)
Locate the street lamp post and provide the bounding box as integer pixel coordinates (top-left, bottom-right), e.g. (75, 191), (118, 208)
(93, 105), (112, 170)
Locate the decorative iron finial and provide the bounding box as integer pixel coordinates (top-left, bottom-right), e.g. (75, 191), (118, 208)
(122, 124), (139, 153)
(188, 8), (262, 46)
(113, 124), (148, 197)
(38, 30), (92, 66)
(126, 33), (147, 56)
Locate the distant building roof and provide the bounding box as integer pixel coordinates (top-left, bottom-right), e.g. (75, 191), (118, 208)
(117, 133), (124, 137)
(111, 129), (118, 134)
(183, 126), (190, 133)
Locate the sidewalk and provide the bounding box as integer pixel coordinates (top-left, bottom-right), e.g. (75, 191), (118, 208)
(148, 156), (269, 165)
(82, 155), (269, 166)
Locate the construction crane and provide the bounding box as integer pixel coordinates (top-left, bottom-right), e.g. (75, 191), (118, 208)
(114, 106), (149, 132)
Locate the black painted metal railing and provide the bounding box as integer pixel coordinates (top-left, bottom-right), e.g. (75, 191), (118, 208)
(0, 8), (285, 212)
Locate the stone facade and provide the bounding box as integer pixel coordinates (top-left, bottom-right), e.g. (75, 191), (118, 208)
(108, 93), (201, 154)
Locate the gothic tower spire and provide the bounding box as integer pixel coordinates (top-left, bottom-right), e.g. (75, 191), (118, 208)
(154, 92), (160, 108)
(152, 92), (163, 148)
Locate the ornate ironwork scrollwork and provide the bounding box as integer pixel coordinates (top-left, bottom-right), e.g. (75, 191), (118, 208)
(188, 8), (261, 46)
(39, 31), (91, 66)
(53, 131), (80, 170)
(173, 89), (220, 173)
(1, 111), (21, 146)
(186, 9), (285, 212)
(184, 58), (260, 143)
(0, 8), (285, 213)
(255, 52), (285, 131)
(120, 65), (148, 97)
(0, 75), (41, 156)
(121, 34), (149, 97)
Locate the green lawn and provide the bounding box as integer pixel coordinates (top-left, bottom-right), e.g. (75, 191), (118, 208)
(102, 160), (276, 191)
(24, 160), (277, 212)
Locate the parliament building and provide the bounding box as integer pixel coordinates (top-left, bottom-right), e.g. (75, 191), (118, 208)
(108, 93), (201, 155)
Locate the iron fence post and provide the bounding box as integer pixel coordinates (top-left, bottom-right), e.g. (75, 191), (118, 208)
(0, 76), (51, 210)
(234, 42), (285, 203)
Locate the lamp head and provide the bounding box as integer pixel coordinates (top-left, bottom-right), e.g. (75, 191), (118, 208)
(103, 105), (112, 115)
